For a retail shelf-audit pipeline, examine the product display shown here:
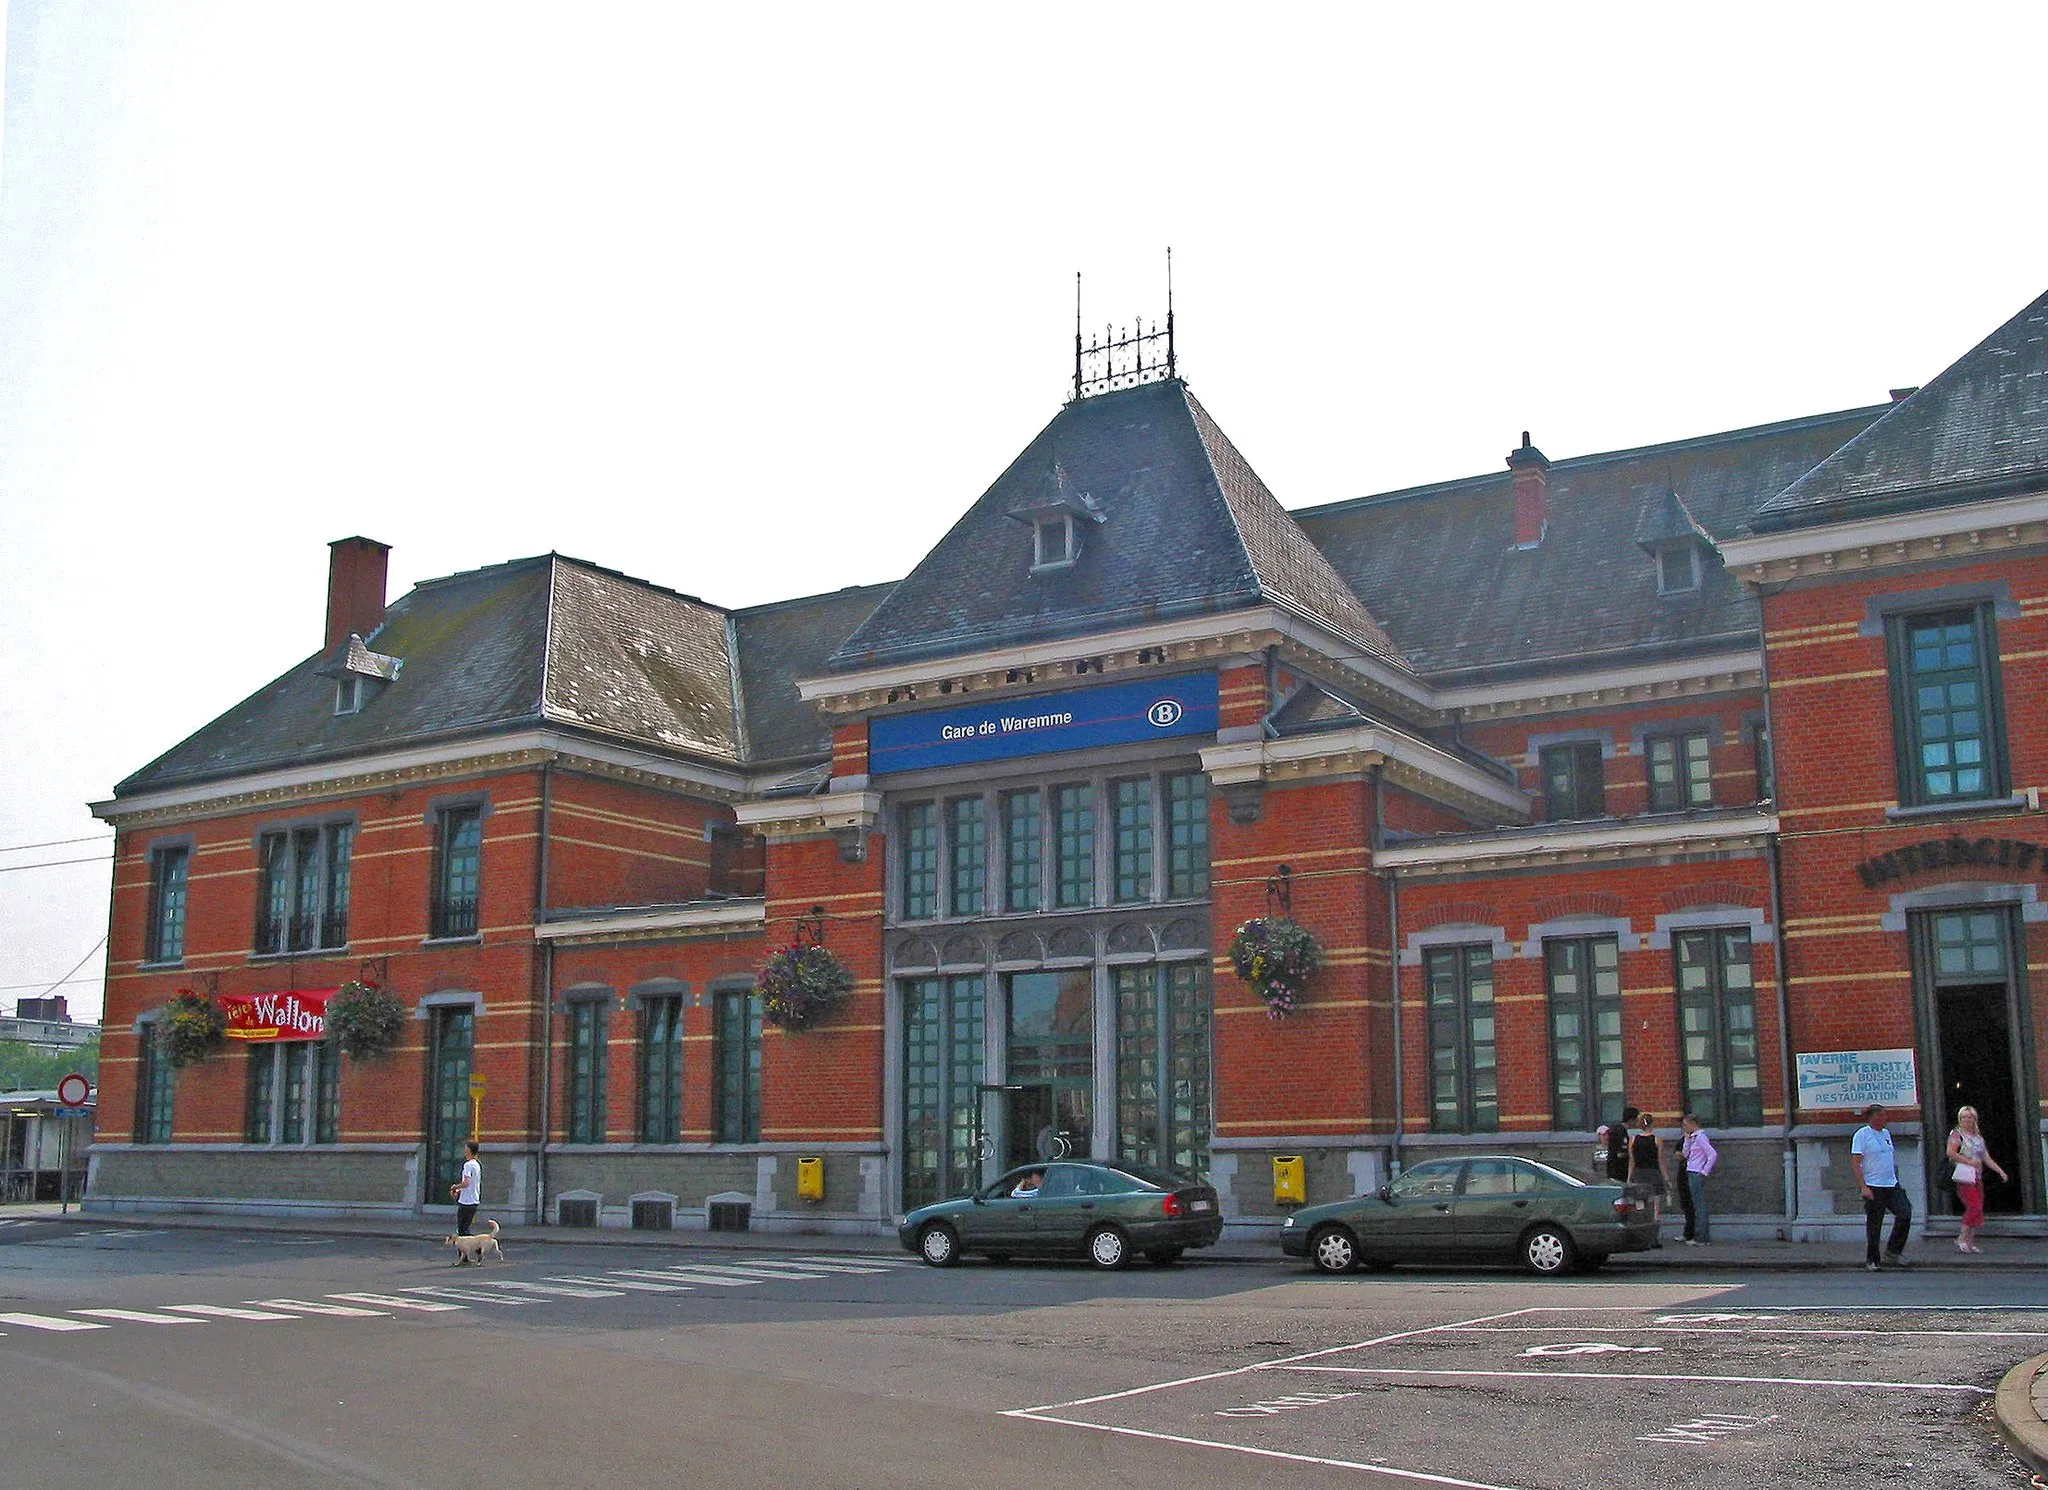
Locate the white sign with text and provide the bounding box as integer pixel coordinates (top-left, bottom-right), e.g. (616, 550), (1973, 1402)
(1795, 1048), (1918, 1110)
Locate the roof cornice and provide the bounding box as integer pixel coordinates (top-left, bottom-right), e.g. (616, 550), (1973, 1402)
(1375, 808), (1778, 878)
(1432, 648), (1765, 722)
(90, 727), (749, 828)
(535, 899), (766, 946)
(1201, 723), (1531, 821)
(1718, 489), (2048, 585)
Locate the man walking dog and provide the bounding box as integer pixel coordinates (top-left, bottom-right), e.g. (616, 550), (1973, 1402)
(451, 1140), (482, 1237)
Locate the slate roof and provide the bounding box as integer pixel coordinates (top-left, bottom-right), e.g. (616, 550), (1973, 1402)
(732, 583), (893, 766)
(1295, 406), (1886, 681)
(1754, 290), (2048, 530)
(828, 379), (1401, 673)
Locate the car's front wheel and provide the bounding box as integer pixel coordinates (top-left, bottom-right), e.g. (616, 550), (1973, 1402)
(1309, 1224), (1360, 1275)
(917, 1222), (961, 1268)
(1521, 1225), (1576, 1276)
(1086, 1226), (1131, 1270)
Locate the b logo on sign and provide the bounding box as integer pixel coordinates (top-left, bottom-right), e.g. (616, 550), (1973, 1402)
(1147, 699), (1183, 728)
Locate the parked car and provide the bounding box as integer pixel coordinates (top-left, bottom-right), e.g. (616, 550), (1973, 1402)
(1278, 1155), (1658, 1276)
(900, 1159), (1224, 1270)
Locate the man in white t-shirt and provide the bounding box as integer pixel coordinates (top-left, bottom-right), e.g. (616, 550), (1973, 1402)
(450, 1140), (482, 1237)
(1851, 1104), (1911, 1270)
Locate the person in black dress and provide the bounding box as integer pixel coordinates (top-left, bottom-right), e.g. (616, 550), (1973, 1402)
(1628, 1111), (1668, 1243)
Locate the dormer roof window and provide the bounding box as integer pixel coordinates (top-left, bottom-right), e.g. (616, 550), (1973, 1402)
(1032, 513), (1076, 571)
(317, 632), (403, 716)
(334, 676), (367, 716)
(1655, 542), (1702, 595)
(1634, 486), (1712, 597)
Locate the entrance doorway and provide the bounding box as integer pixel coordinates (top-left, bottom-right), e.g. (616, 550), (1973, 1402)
(1912, 907), (2039, 1215)
(1005, 970), (1093, 1166)
(424, 1006), (474, 1205)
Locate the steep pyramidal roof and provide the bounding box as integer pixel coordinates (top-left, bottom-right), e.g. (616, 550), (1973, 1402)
(827, 379), (1400, 672)
(1754, 289), (2048, 530)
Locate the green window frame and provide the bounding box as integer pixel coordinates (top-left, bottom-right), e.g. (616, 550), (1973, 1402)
(566, 999), (607, 1145)
(1676, 928), (1761, 1127)
(1931, 909), (2009, 981)
(901, 802), (939, 920)
(431, 806), (483, 939)
(1003, 789), (1043, 912)
(900, 975), (986, 1211)
(1546, 935), (1623, 1132)
(1113, 963), (1212, 1175)
(425, 1007), (475, 1201)
(247, 1044), (332, 1144)
(1054, 784), (1094, 908)
(1888, 605), (2007, 807)
(638, 996), (684, 1143)
(1646, 732), (1713, 812)
(948, 797), (986, 917)
(314, 1038), (340, 1144)
(1540, 742), (1606, 821)
(255, 821), (355, 954)
(1749, 719), (1774, 803)
(1425, 944), (1498, 1133)
(714, 989), (763, 1144)
(136, 1029), (176, 1143)
(245, 1045), (277, 1143)
(146, 845), (190, 964)
(1112, 778), (1154, 904)
(1165, 772), (1210, 899)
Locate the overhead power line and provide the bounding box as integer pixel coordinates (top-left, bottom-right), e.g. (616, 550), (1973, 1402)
(7, 937), (109, 1006)
(0, 855), (114, 874)
(0, 833), (115, 854)
(0, 976), (105, 994)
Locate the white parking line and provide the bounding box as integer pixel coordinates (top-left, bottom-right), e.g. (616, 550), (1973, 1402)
(1445, 1324), (2048, 1339)
(327, 1292), (465, 1312)
(1279, 1364), (1994, 1393)
(164, 1304), (302, 1321)
(0, 1312), (108, 1332)
(72, 1308), (203, 1325)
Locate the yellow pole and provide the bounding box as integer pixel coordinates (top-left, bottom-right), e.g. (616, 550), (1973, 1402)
(470, 1097), (482, 1143)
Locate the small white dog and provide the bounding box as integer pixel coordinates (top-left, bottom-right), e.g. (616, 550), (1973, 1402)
(444, 1218), (504, 1265)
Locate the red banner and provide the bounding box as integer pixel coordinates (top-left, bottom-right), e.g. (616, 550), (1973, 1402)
(220, 989), (335, 1042)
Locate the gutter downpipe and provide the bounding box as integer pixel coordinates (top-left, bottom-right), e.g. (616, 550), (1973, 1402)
(1755, 602), (1799, 1234)
(535, 759), (555, 1228)
(1374, 764), (1403, 1179)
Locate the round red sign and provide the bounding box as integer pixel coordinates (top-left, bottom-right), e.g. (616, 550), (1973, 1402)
(57, 1074), (91, 1108)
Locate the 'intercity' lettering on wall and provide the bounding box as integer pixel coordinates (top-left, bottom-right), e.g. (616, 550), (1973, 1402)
(1853, 837), (2047, 889)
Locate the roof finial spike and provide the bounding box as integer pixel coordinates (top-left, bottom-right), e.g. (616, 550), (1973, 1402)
(1073, 272), (1084, 402)
(1166, 246), (1177, 381)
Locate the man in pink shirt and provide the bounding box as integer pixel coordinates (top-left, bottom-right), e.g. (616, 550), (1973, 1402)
(1678, 1114), (1718, 1245)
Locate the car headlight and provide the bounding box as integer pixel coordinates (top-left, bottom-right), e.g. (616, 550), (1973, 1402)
(1282, 1215), (1296, 1228)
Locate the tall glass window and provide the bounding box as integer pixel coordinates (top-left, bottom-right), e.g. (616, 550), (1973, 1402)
(901, 802), (939, 920)
(1932, 910), (2009, 980)
(566, 1000), (607, 1144)
(1540, 742), (1606, 821)
(638, 996), (684, 1143)
(1891, 606), (2004, 806)
(146, 845), (190, 964)
(1114, 964), (1212, 1174)
(1676, 928), (1761, 1127)
(136, 1030), (176, 1143)
(425, 1007), (474, 1201)
(948, 797), (986, 916)
(431, 806), (483, 939)
(1546, 936), (1623, 1132)
(900, 976), (986, 1211)
(1112, 778), (1154, 903)
(1646, 732), (1713, 811)
(256, 821), (354, 954)
(1425, 944), (1498, 1133)
(1165, 772), (1210, 898)
(245, 1045), (277, 1143)
(1003, 790), (1043, 912)
(1054, 785), (1094, 908)
(715, 990), (763, 1143)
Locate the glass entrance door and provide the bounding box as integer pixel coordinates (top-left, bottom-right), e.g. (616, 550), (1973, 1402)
(1113, 963), (1212, 1176)
(901, 976), (986, 1210)
(425, 1007), (474, 1204)
(1006, 970), (1093, 1163)
(1914, 908), (2038, 1214)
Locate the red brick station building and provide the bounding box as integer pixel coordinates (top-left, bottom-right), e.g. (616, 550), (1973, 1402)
(87, 291), (2048, 1244)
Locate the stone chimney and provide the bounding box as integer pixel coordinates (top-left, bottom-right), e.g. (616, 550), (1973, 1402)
(1506, 432), (1551, 549)
(326, 537), (391, 652)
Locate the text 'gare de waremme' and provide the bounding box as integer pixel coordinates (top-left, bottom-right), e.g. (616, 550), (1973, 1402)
(86, 290), (2048, 1242)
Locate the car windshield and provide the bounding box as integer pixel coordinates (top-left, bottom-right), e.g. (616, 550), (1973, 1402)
(1104, 1161), (1188, 1191)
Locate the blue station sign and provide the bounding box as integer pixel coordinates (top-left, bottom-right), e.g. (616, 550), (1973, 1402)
(868, 673), (1220, 776)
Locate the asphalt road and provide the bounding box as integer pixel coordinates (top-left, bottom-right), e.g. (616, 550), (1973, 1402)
(0, 1217), (2039, 1489)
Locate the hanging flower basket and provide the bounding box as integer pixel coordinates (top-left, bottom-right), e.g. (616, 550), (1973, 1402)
(756, 944), (854, 1032)
(1228, 917), (1324, 1021)
(326, 979), (408, 1060)
(158, 989), (228, 1068)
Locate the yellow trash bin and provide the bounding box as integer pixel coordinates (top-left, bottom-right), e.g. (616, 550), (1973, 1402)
(796, 1156), (826, 1203)
(1273, 1154), (1306, 1207)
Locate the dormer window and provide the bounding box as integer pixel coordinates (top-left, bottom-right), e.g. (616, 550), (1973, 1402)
(1032, 514), (1077, 571)
(334, 677), (366, 716)
(1656, 542), (1702, 595)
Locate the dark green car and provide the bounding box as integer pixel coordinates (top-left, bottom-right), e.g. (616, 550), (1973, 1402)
(900, 1160), (1224, 1270)
(1278, 1155), (1658, 1276)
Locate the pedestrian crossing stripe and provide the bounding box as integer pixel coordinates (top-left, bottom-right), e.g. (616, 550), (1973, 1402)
(399, 1285), (539, 1306)
(613, 1267), (759, 1287)
(72, 1308), (204, 1325)
(327, 1292), (465, 1312)
(547, 1273), (694, 1292)
(478, 1279), (628, 1299)
(165, 1304), (302, 1321)
(249, 1298), (389, 1317)
(0, 1312), (107, 1331)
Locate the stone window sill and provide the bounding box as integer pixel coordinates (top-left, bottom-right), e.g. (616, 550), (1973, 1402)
(1884, 793), (2029, 823)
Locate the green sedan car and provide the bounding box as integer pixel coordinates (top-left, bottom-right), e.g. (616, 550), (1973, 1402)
(900, 1160), (1224, 1270)
(1279, 1155), (1658, 1276)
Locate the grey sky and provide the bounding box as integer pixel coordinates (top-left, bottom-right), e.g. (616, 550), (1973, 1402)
(4, 2), (2045, 1024)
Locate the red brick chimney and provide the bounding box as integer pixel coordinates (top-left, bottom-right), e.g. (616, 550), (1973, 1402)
(1506, 432), (1551, 549)
(326, 537), (391, 651)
